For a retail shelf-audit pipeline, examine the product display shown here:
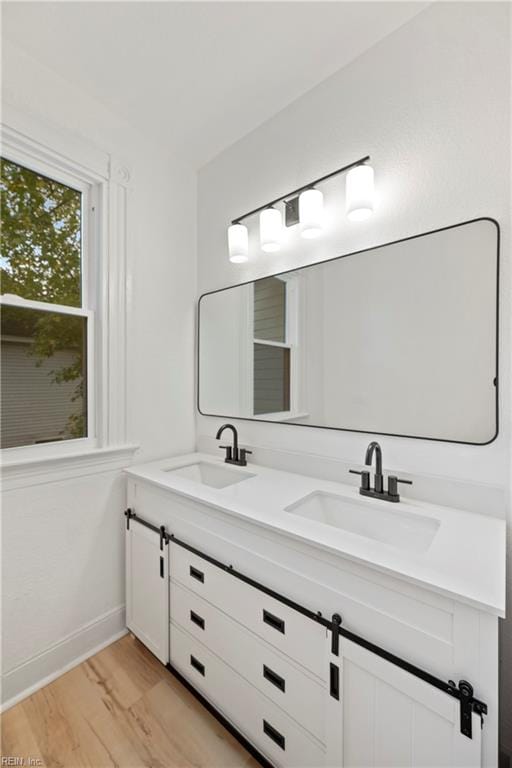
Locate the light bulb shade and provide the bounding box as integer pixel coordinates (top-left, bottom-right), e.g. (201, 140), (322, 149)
(260, 207), (282, 253)
(299, 188), (324, 238)
(346, 164), (374, 221)
(228, 223), (249, 263)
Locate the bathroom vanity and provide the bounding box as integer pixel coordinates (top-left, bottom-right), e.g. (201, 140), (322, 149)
(124, 454), (505, 768)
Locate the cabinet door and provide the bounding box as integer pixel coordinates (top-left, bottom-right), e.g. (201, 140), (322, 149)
(125, 521), (169, 664)
(340, 639), (481, 768)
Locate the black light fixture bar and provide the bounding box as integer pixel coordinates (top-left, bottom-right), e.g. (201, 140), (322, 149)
(231, 154), (370, 225)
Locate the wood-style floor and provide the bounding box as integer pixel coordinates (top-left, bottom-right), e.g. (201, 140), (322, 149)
(0, 634), (260, 768)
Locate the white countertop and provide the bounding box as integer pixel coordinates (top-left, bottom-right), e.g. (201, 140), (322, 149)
(125, 452), (506, 617)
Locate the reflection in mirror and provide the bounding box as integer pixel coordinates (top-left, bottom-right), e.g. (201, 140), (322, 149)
(199, 219), (498, 444)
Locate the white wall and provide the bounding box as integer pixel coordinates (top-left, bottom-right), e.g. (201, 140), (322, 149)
(196, 2), (511, 754)
(1, 40), (196, 705)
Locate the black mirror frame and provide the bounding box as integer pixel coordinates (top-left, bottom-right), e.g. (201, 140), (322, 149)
(197, 217), (500, 446)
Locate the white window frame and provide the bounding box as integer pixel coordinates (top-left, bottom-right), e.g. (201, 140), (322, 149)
(1, 108), (133, 472)
(1, 155), (96, 450)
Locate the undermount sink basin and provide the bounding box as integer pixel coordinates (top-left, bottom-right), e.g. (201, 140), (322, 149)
(164, 461), (255, 489)
(285, 492), (440, 553)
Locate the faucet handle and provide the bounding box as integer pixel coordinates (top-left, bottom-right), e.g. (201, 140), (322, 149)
(349, 469), (370, 491)
(238, 448), (252, 466)
(387, 475), (412, 498)
(219, 445), (233, 462)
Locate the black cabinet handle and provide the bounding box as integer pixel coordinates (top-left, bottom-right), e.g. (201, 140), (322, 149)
(263, 720), (285, 750)
(159, 556), (164, 579)
(190, 565), (204, 583)
(190, 610), (205, 630)
(330, 662), (340, 700)
(263, 609), (285, 634)
(190, 655), (205, 676)
(263, 665), (285, 693)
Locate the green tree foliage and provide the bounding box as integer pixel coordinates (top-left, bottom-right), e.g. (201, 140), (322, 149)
(1, 158), (81, 304)
(1, 158), (86, 439)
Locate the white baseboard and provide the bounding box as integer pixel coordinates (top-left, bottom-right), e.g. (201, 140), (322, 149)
(1, 605), (127, 712)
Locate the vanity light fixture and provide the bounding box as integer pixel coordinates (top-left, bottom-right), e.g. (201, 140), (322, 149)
(260, 207), (283, 253)
(227, 154), (372, 262)
(228, 223), (249, 263)
(299, 188), (324, 239)
(346, 164), (375, 221)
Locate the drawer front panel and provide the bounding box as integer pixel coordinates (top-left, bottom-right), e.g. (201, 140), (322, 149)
(170, 580), (325, 740)
(170, 542), (326, 677)
(170, 622), (325, 768)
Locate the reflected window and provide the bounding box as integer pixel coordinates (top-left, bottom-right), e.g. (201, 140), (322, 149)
(252, 276), (295, 416)
(253, 276), (286, 342)
(253, 343), (290, 415)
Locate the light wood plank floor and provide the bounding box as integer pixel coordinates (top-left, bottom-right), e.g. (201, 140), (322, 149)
(1, 634), (260, 768)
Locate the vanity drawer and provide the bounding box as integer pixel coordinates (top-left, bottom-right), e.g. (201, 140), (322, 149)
(170, 580), (325, 740)
(170, 542), (326, 678)
(170, 622), (325, 768)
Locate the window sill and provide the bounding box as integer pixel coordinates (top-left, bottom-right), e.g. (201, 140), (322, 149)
(1, 443), (140, 490)
(255, 412), (310, 423)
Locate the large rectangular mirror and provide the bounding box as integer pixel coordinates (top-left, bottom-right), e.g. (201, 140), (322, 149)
(198, 218), (499, 444)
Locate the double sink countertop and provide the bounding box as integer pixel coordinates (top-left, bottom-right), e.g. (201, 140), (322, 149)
(126, 452), (506, 617)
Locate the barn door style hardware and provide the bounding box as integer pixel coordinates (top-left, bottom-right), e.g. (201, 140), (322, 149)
(124, 508), (170, 541)
(123, 509), (487, 738)
(330, 613), (487, 739)
(451, 679), (487, 738)
(125, 509), (168, 580)
(331, 613), (342, 655)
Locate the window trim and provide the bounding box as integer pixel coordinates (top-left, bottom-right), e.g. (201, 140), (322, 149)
(1, 107), (135, 469)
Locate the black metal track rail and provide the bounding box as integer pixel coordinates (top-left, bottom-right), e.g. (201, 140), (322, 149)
(170, 532), (332, 631)
(124, 508), (488, 738)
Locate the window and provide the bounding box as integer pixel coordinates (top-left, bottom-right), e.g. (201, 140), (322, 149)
(252, 276), (297, 416)
(0, 157), (93, 449)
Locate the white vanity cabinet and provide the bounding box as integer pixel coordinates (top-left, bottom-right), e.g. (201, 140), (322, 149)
(125, 469), (501, 768)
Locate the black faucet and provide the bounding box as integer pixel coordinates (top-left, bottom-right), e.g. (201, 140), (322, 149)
(365, 441), (384, 493)
(215, 424), (252, 467)
(350, 440), (412, 503)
